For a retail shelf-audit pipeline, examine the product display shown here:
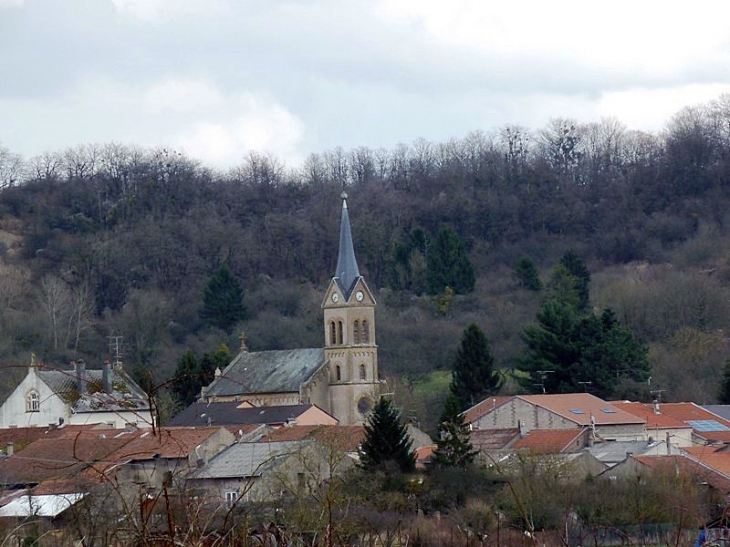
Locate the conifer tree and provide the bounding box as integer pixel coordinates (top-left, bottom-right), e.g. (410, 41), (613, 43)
(450, 324), (503, 410)
(426, 226), (475, 295)
(432, 393), (477, 468)
(201, 264), (246, 332)
(559, 250), (591, 311)
(172, 344), (231, 406)
(514, 256), (542, 291)
(359, 397), (415, 473)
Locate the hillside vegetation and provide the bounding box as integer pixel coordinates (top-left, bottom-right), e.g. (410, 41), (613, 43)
(2, 96), (730, 424)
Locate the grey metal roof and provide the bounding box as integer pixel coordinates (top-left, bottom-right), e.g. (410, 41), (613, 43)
(37, 367), (150, 412)
(189, 440), (310, 479)
(167, 402), (318, 427)
(203, 348), (325, 398)
(586, 440), (675, 465)
(334, 195), (361, 299)
(703, 405), (730, 422)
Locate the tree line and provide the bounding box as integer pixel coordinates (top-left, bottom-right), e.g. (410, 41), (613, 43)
(0, 95), (729, 408)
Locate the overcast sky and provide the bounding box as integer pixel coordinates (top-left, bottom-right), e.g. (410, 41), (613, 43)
(2, 0), (730, 169)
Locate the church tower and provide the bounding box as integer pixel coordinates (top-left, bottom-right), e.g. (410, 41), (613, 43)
(322, 193), (381, 424)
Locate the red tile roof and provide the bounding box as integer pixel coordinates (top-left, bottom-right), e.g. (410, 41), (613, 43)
(631, 402), (730, 443)
(0, 426), (230, 488)
(519, 393), (645, 426)
(611, 402), (690, 429)
(470, 428), (520, 450)
(512, 429), (587, 454)
(463, 396), (513, 425)
(261, 425), (365, 452)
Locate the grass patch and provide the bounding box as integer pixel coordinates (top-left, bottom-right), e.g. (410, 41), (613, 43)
(412, 370), (451, 400)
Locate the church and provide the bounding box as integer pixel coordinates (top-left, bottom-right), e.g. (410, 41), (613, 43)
(200, 194), (383, 425)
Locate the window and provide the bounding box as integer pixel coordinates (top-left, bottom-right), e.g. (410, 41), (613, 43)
(26, 391), (39, 412)
(225, 491), (238, 507)
(353, 320), (360, 344)
(336, 365), (342, 382)
(361, 320), (369, 343)
(329, 321), (336, 346)
(359, 364), (366, 380)
(337, 321), (343, 345)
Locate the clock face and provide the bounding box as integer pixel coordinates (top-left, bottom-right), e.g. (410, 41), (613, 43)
(356, 291), (364, 302)
(331, 293), (339, 303)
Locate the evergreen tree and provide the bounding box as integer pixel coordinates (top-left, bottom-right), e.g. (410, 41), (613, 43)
(545, 263), (581, 310)
(432, 393), (477, 468)
(359, 397), (415, 473)
(450, 324), (503, 410)
(519, 304), (650, 398)
(426, 226), (475, 295)
(172, 350), (202, 407)
(718, 358), (730, 404)
(514, 256), (542, 291)
(172, 344), (231, 406)
(201, 264), (246, 332)
(559, 250), (591, 311)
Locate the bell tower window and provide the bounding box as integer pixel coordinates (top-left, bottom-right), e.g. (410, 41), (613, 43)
(336, 365), (342, 382)
(329, 321), (337, 346)
(362, 320), (370, 343)
(353, 321), (360, 345)
(359, 364), (366, 380)
(337, 321), (343, 345)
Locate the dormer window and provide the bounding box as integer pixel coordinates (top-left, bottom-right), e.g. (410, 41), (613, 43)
(26, 391), (40, 412)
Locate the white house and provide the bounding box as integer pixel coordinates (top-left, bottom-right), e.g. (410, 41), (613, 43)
(0, 359), (153, 429)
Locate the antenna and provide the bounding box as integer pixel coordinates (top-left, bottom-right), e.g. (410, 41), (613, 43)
(108, 335), (124, 367)
(578, 381), (592, 392)
(535, 370), (554, 394)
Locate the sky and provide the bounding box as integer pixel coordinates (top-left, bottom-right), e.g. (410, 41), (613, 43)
(2, 0), (730, 170)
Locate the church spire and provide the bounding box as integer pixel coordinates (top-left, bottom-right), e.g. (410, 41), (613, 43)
(334, 192), (361, 299)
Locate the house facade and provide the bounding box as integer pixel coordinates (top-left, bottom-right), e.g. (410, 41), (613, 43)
(0, 359), (153, 429)
(465, 393), (646, 441)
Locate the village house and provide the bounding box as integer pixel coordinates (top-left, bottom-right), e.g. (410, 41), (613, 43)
(464, 393), (646, 441)
(0, 359), (152, 429)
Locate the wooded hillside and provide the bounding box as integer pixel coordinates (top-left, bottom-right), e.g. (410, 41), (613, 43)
(2, 96), (730, 425)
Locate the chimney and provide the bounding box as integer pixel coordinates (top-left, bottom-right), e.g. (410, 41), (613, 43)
(518, 420), (527, 438)
(5, 442), (13, 457)
(74, 360), (87, 394)
(653, 399), (660, 414)
(666, 432), (672, 455)
(102, 360), (112, 393)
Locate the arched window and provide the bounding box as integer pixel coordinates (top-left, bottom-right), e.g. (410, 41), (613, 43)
(353, 320), (360, 345)
(359, 364), (366, 380)
(26, 391), (39, 412)
(337, 321), (343, 345)
(329, 321), (337, 346)
(361, 320), (370, 343)
(336, 365), (342, 382)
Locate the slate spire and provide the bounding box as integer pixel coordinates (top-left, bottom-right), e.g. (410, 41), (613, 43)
(334, 192), (361, 299)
